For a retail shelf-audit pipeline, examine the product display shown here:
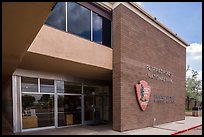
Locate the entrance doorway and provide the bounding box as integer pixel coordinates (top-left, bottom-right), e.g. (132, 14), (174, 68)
(56, 81), (82, 127)
(13, 75), (110, 132)
(84, 85), (109, 125)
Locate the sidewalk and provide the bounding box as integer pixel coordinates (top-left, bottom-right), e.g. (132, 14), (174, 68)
(17, 116), (202, 135)
(123, 116), (202, 135)
(178, 126), (202, 135)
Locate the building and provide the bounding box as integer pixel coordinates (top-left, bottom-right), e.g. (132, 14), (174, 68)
(2, 2), (189, 134)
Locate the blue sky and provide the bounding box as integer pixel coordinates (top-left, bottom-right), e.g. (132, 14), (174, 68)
(136, 2), (202, 80)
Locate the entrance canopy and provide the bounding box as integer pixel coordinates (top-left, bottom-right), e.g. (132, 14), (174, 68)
(2, 2), (55, 85)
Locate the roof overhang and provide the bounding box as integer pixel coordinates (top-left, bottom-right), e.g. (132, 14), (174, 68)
(18, 52), (112, 81)
(2, 2), (55, 84)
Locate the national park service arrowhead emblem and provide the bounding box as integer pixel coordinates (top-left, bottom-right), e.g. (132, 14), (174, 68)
(135, 80), (151, 111)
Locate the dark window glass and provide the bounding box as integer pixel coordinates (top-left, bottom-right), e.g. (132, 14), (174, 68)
(102, 18), (111, 47)
(40, 79), (54, 93)
(57, 81), (81, 94)
(67, 2), (91, 40)
(22, 94), (54, 129)
(58, 95), (81, 126)
(93, 12), (102, 44)
(45, 2), (66, 31)
(21, 77), (38, 92)
(84, 85), (104, 96)
(93, 12), (111, 47)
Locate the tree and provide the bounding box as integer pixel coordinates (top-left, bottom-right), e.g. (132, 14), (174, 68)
(192, 80), (202, 106)
(186, 65), (202, 110)
(22, 95), (35, 110)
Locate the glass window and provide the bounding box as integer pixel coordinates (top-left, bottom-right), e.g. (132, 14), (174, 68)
(58, 95), (81, 126)
(45, 2), (66, 31)
(40, 79), (54, 93)
(84, 85), (104, 96)
(57, 81), (81, 94)
(93, 11), (111, 47)
(22, 94), (54, 129)
(67, 2), (91, 40)
(93, 12), (102, 44)
(45, 2), (111, 47)
(102, 17), (111, 47)
(21, 77), (38, 93)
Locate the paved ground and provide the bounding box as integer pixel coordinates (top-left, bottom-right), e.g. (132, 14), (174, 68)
(123, 116), (202, 135)
(17, 124), (125, 135)
(2, 115), (201, 135)
(15, 116), (202, 135)
(178, 126), (202, 135)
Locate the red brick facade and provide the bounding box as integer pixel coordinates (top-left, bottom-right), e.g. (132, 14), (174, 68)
(112, 4), (186, 131)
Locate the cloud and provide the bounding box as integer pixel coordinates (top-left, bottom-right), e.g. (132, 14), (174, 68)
(135, 2), (144, 7)
(186, 68), (202, 81)
(187, 43), (202, 58)
(197, 71), (202, 80)
(186, 43), (202, 80)
(193, 55), (202, 60)
(186, 67), (192, 78)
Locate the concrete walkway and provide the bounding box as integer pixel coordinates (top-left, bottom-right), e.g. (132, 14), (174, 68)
(16, 116), (202, 135)
(178, 126), (202, 135)
(123, 116), (202, 135)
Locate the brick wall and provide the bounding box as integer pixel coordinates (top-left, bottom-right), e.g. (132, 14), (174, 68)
(112, 4), (122, 131)
(112, 4), (186, 131)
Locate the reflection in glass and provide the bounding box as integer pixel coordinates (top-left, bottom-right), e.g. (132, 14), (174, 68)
(84, 94), (104, 122)
(84, 95), (94, 121)
(84, 85), (110, 123)
(67, 2), (91, 40)
(84, 85), (104, 96)
(40, 79), (54, 93)
(45, 2), (66, 31)
(56, 81), (81, 94)
(95, 96), (103, 120)
(22, 94), (54, 129)
(58, 95), (81, 126)
(102, 17), (111, 47)
(93, 11), (111, 47)
(21, 77), (38, 92)
(102, 86), (109, 121)
(45, 2), (111, 47)
(93, 12), (102, 44)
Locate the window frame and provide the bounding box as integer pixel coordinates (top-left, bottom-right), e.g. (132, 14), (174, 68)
(67, 2), (91, 41)
(45, 2), (66, 32)
(67, 2), (112, 47)
(45, 2), (112, 48)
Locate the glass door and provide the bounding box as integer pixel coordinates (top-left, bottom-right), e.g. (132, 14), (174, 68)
(56, 81), (82, 127)
(16, 76), (110, 132)
(57, 95), (81, 127)
(83, 85), (104, 125)
(94, 95), (103, 121)
(84, 95), (95, 123)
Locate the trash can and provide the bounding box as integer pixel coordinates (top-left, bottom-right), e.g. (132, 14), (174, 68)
(198, 106), (202, 116)
(192, 106), (201, 117)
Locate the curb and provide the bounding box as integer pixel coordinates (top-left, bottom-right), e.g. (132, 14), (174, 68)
(171, 124), (202, 135)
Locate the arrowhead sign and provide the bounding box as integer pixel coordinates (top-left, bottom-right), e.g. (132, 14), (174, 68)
(135, 80), (151, 111)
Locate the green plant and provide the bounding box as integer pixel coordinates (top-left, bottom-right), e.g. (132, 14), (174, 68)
(186, 65), (202, 110)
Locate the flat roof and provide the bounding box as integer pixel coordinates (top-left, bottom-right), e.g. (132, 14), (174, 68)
(129, 2), (189, 47)
(97, 2), (189, 47)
